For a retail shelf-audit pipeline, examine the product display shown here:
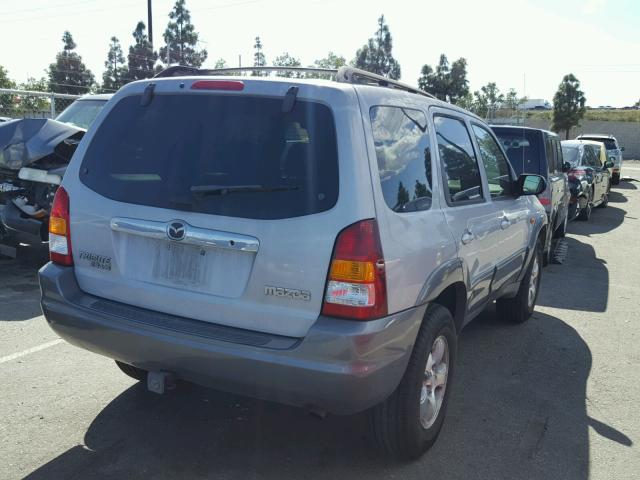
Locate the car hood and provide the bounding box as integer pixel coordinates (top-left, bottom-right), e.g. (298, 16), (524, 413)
(0, 118), (84, 170)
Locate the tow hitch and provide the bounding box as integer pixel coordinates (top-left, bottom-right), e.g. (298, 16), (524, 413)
(147, 371), (177, 394)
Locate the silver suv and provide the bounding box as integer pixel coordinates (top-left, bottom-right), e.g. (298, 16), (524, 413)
(39, 66), (547, 459)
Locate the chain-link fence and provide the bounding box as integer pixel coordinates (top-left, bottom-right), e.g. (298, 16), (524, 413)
(0, 88), (80, 120)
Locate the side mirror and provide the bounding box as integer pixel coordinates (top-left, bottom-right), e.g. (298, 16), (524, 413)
(562, 161), (571, 173)
(604, 160), (614, 169)
(515, 174), (547, 197)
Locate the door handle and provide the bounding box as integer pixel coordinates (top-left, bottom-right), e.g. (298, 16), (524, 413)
(461, 230), (475, 245)
(500, 217), (511, 230)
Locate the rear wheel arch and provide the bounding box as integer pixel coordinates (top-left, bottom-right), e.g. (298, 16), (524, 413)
(430, 282), (467, 333)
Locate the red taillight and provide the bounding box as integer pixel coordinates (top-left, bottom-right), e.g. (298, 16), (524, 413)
(538, 196), (551, 206)
(191, 80), (244, 91)
(48, 186), (73, 266)
(321, 219), (387, 320)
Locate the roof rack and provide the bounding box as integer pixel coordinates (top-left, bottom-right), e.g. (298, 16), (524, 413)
(153, 65), (436, 99)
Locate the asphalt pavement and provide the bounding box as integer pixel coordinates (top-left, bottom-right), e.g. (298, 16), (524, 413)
(1, 165), (639, 480)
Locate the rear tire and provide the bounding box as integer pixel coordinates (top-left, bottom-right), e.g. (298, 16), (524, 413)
(115, 360), (147, 381)
(496, 242), (542, 324)
(577, 194), (592, 221)
(612, 172), (620, 185)
(369, 304), (457, 460)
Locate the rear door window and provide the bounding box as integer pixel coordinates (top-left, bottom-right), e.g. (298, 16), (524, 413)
(544, 134), (556, 173)
(434, 116), (484, 205)
(471, 124), (513, 198)
(79, 94), (339, 220)
(492, 127), (543, 176)
(370, 106), (432, 213)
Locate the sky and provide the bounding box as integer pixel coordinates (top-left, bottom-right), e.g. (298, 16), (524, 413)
(1, 0), (639, 106)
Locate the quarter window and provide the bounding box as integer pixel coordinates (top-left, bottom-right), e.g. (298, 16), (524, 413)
(434, 116), (483, 204)
(370, 106), (432, 213)
(471, 124), (513, 198)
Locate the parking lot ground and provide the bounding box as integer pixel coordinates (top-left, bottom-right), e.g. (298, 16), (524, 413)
(1, 166), (639, 480)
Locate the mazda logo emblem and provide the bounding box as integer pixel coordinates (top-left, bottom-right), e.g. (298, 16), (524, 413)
(167, 221), (186, 241)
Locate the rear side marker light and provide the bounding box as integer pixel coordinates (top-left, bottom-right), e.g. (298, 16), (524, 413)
(538, 197), (551, 206)
(49, 186), (73, 266)
(321, 219), (387, 321)
(191, 80), (244, 91)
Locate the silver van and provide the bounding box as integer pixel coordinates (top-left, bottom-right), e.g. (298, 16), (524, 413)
(39, 66), (547, 459)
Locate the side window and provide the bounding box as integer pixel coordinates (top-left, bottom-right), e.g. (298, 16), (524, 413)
(594, 146), (603, 167)
(585, 147), (597, 167)
(434, 115), (483, 204)
(370, 106), (432, 213)
(545, 135), (556, 172)
(555, 138), (564, 169)
(471, 124), (513, 198)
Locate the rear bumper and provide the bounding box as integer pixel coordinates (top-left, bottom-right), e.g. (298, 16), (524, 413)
(39, 263), (424, 414)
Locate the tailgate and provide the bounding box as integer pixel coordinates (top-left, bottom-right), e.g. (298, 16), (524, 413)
(65, 80), (372, 338)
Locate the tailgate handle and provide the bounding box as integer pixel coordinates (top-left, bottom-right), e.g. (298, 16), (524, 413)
(110, 217), (259, 253)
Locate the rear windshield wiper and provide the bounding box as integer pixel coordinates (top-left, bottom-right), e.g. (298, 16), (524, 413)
(190, 184), (299, 196)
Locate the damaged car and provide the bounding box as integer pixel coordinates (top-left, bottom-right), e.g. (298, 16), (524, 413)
(0, 94), (111, 243)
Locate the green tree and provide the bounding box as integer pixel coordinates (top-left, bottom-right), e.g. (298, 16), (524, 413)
(252, 36), (266, 76)
(159, 0), (208, 67)
(473, 82), (504, 118)
(353, 15), (401, 79)
(417, 54), (469, 104)
(102, 37), (128, 92)
(48, 31), (95, 95)
(396, 181), (409, 207)
(504, 88), (520, 110)
(18, 77), (49, 114)
(0, 65), (17, 115)
(274, 52), (301, 77)
(414, 180), (429, 199)
(307, 52), (346, 79)
(127, 21), (157, 81)
(214, 58), (227, 69)
(551, 74), (586, 139)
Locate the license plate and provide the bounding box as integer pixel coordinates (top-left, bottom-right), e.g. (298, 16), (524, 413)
(152, 242), (206, 287)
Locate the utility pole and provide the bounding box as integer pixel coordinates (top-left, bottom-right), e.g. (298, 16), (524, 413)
(147, 0), (153, 49)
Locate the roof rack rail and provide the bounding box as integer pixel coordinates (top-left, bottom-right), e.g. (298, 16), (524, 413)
(154, 65), (338, 78)
(335, 66), (436, 99)
(153, 65), (436, 99)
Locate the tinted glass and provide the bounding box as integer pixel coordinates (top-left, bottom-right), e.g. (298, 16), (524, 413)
(544, 135), (555, 172)
(434, 116), (483, 204)
(370, 106), (432, 212)
(555, 139), (564, 169)
(585, 146), (598, 167)
(492, 127), (543, 176)
(80, 94), (339, 220)
(55, 99), (107, 130)
(580, 137), (617, 150)
(471, 124), (512, 198)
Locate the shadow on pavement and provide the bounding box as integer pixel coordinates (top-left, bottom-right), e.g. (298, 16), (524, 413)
(537, 237), (608, 312)
(24, 309), (630, 480)
(0, 239), (48, 321)
(569, 204), (626, 237)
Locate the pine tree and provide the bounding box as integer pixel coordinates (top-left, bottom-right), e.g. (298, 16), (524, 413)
(273, 52), (301, 77)
(48, 31), (95, 95)
(396, 181), (409, 207)
(127, 21), (158, 81)
(417, 54), (469, 104)
(353, 15), (401, 79)
(102, 37), (128, 92)
(552, 74), (586, 139)
(159, 0), (208, 67)
(252, 36), (266, 76)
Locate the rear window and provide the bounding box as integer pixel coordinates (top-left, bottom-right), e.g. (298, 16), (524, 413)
(562, 145), (581, 166)
(79, 94), (339, 220)
(580, 137), (617, 150)
(492, 127), (543, 176)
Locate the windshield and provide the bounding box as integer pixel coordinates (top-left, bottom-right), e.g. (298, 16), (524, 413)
(492, 127), (543, 175)
(79, 94), (339, 220)
(55, 99), (107, 130)
(562, 146), (581, 166)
